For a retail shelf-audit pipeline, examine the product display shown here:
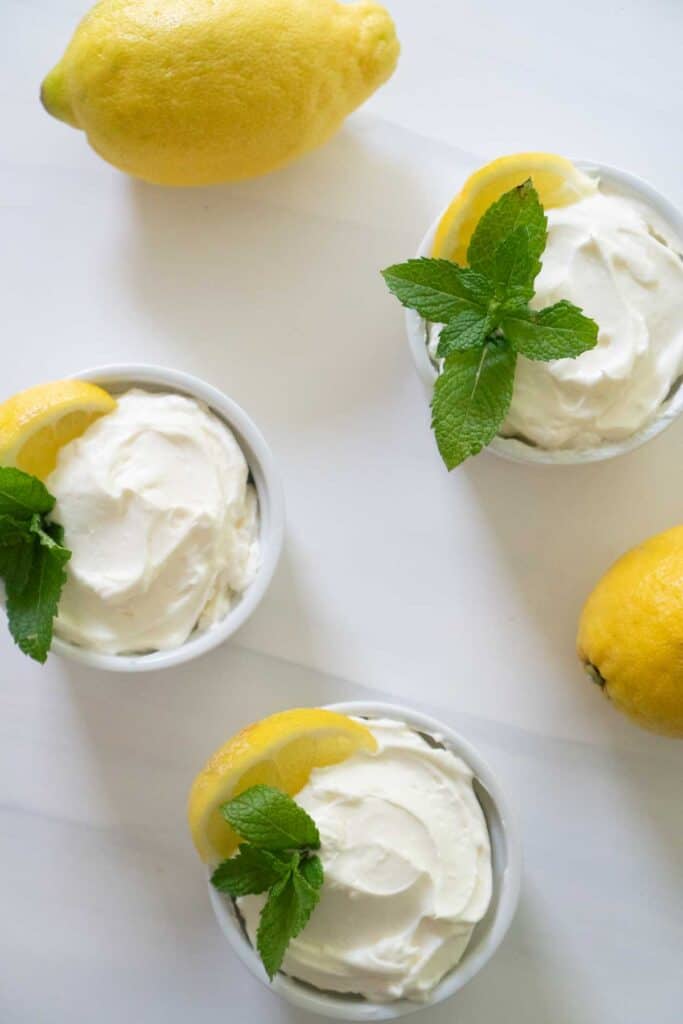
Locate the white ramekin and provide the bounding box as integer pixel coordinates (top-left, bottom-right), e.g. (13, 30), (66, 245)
(406, 161), (683, 465)
(208, 700), (522, 1020)
(51, 363), (284, 673)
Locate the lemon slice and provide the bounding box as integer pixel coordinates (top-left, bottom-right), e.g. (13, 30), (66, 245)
(433, 152), (597, 265)
(188, 708), (377, 863)
(0, 380), (117, 480)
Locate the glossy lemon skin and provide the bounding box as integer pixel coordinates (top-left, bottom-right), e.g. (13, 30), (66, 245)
(577, 526), (683, 737)
(433, 152), (596, 265)
(0, 380), (116, 480)
(188, 708), (377, 862)
(41, 0), (399, 186)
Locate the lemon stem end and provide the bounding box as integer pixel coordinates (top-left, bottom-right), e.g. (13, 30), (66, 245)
(40, 64), (78, 128)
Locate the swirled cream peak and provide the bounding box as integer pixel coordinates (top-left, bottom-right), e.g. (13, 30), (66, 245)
(238, 718), (492, 1002)
(503, 184), (683, 448)
(48, 389), (259, 654)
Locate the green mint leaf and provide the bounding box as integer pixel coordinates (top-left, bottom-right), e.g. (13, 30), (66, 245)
(0, 467), (55, 520)
(431, 341), (517, 470)
(502, 300), (599, 361)
(436, 309), (495, 357)
(29, 513), (66, 552)
(211, 844), (293, 897)
(0, 514), (32, 548)
(255, 869), (298, 980)
(219, 789), (325, 982)
(4, 532), (70, 663)
(290, 864), (322, 937)
(0, 537), (35, 594)
(382, 259), (492, 323)
(467, 180), (547, 285)
(46, 521), (66, 547)
(255, 861), (323, 980)
(298, 853), (324, 891)
(222, 785), (320, 851)
(491, 226), (540, 305)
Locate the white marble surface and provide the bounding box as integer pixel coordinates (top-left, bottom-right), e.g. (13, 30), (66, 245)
(2, 1), (683, 1020)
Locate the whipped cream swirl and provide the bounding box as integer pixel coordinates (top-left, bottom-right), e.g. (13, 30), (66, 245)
(430, 180), (683, 449)
(49, 388), (259, 654)
(238, 718), (492, 1002)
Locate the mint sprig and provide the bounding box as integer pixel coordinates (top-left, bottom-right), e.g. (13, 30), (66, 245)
(382, 179), (599, 469)
(432, 342), (517, 469)
(210, 784), (324, 980)
(0, 467), (71, 662)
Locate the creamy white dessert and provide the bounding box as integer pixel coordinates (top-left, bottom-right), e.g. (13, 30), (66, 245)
(431, 179), (683, 449)
(48, 389), (259, 654)
(238, 718), (492, 1002)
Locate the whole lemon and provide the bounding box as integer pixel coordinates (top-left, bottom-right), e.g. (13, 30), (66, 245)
(41, 0), (399, 186)
(577, 525), (683, 737)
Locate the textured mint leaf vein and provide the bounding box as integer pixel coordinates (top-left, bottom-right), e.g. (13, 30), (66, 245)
(5, 537), (70, 663)
(467, 179), (547, 282)
(381, 259), (492, 323)
(436, 308), (494, 357)
(222, 785), (320, 851)
(256, 870), (298, 980)
(431, 342), (517, 470)
(211, 844), (293, 896)
(502, 300), (599, 360)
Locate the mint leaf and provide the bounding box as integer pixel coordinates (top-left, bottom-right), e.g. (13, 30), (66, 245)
(46, 521), (66, 547)
(0, 468), (55, 520)
(222, 785), (320, 851)
(436, 309), (494, 357)
(256, 870), (298, 980)
(0, 538), (34, 594)
(29, 513), (66, 552)
(491, 226), (540, 305)
(211, 844), (293, 897)
(467, 179), (547, 282)
(382, 259), (492, 322)
(0, 470), (72, 662)
(290, 863), (322, 936)
(5, 534), (70, 663)
(255, 859), (323, 980)
(219, 787), (325, 982)
(381, 175), (599, 471)
(431, 341), (517, 470)
(299, 854), (324, 891)
(0, 514), (32, 547)
(502, 300), (599, 360)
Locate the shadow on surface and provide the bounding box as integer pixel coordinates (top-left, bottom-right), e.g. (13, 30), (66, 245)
(117, 116), (443, 430)
(464, 419), (683, 645)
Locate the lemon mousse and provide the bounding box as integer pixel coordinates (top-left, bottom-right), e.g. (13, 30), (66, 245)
(501, 185), (683, 448)
(429, 156), (683, 451)
(47, 389), (259, 654)
(236, 717), (492, 1002)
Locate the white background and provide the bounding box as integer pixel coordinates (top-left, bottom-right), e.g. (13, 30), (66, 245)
(2, 1), (682, 1021)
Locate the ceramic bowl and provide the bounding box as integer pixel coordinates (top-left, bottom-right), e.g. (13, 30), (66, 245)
(51, 363), (284, 672)
(406, 161), (683, 465)
(209, 700), (522, 1020)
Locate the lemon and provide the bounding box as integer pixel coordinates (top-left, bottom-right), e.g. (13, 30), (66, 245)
(577, 526), (683, 737)
(188, 708), (377, 862)
(433, 152), (597, 265)
(40, 0), (399, 186)
(0, 380), (116, 480)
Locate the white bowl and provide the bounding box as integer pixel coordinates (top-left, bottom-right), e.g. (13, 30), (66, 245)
(208, 700), (522, 1020)
(51, 363), (285, 672)
(406, 161), (683, 465)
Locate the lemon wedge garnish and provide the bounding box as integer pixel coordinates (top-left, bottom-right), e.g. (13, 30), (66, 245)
(188, 709), (377, 863)
(433, 152), (597, 265)
(0, 380), (116, 480)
